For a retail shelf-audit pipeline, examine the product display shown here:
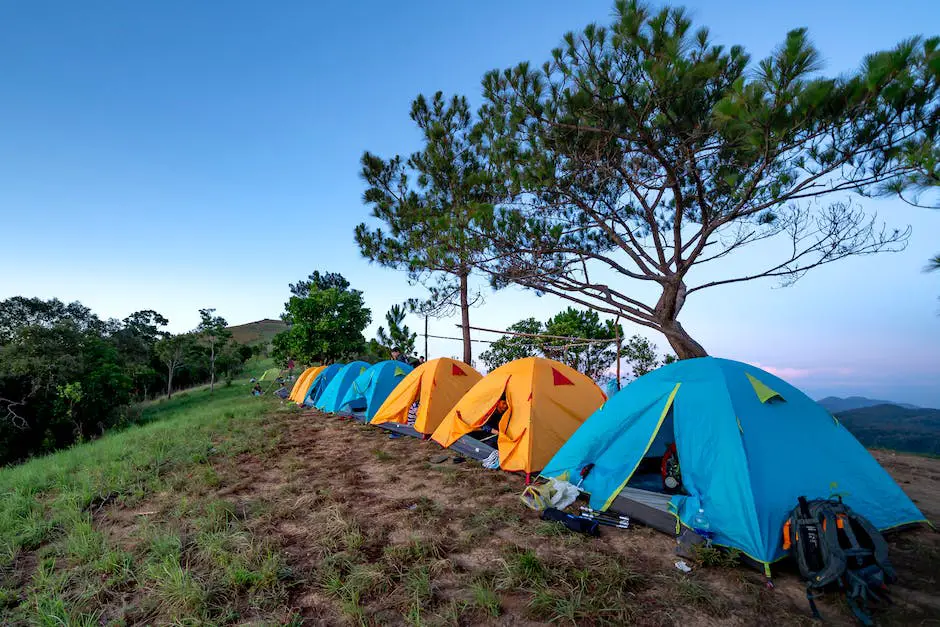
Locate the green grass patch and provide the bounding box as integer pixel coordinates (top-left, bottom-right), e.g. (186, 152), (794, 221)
(0, 379), (285, 623)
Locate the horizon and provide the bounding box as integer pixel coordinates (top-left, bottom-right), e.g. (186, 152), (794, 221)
(1, 0), (938, 407)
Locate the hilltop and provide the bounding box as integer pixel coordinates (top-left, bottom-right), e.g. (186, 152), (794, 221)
(0, 384), (937, 625)
(837, 404), (940, 456)
(819, 396), (920, 412)
(227, 318), (288, 346)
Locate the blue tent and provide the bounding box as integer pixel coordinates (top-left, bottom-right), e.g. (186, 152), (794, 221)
(302, 363), (343, 407)
(315, 361), (370, 413)
(339, 360), (413, 421)
(542, 357), (926, 570)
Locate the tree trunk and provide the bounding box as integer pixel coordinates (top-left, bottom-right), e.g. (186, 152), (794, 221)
(459, 272), (471, 364)
(660, 319), (708, 359)
(655, 280), (708, 360)
(424, 315), (428, 361)
(166, 365), (174, 399)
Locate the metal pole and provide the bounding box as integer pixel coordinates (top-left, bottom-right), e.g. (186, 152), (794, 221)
(424, 315), (428, 361)
(615, 316), (622, 390)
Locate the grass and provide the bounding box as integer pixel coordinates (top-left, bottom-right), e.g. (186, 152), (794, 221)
(0, 377), (288, 624)
(2, 363), (931, 625)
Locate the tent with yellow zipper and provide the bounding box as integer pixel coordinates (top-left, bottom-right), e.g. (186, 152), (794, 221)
(370, 358), (482, 436)
(540, 357), (927, 570)
(289, 366), (323, 402)
(430, 357), (606, 479)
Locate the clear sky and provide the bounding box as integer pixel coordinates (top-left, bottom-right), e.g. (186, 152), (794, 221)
(1, 1), (938, 406)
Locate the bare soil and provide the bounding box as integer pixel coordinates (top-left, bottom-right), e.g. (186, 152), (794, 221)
(89, 409), (940, 625)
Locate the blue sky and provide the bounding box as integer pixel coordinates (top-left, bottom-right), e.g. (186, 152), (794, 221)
(1, 1), (938, 406)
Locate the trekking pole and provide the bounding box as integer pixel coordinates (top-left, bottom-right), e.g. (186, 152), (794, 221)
(580, 511), (630, 524)
(579, 507), (630, 527)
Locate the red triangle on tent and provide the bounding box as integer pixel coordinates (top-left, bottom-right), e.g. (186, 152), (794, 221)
(552, 368), (574, 386)
(451, 364), (466, 376)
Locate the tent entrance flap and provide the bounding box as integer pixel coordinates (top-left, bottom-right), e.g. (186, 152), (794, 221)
(602, 383), (680, 511)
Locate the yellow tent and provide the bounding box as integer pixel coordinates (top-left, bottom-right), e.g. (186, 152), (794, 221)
(289, 366), (324, 403)
(431, 357), (606, 477)
(370, 358), (482, 435)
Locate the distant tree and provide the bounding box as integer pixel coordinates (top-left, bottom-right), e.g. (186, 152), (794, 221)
(155, 333), (194, 399)
(0, 296), (101, 344)
(196, 308), (231, 395)
(288, 271), (352, 299)
(273, 273), (371, 364)
(543, 308), (620, 379)
(0, 316), (131, 462)
(376, 304), (418, 358)
(356, 92), (496, 364)
(479, 318), (544, 370)
(476, 2), (928, 359)
(110, 309), (168, 398)
(620, 335), (665, 380)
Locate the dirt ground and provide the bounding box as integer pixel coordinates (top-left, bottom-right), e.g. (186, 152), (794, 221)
(154, 408), (935, 626)
(88, 408), (939, 626)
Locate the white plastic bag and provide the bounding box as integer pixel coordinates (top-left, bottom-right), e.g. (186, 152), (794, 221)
(521, 477), (580, 511)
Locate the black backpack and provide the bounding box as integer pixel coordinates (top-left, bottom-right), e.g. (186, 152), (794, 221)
(784, 496), (896, 625)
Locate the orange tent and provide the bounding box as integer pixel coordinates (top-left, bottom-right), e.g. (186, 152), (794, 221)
(431, 357), (606, 476)
(289, 366), (323, 403)
(370, 358), (482, 435)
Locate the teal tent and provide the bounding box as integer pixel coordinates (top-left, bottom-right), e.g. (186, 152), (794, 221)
(315, 361), (370, 413)
(542, 357), (926, 570)
(302, 363), (343, 407)
(339, 360), (413, 421)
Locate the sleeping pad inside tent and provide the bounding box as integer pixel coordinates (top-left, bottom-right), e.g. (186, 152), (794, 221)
(540, 357), (927, 569)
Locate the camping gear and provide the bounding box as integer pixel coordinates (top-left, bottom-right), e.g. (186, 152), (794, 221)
(540, 507), (600, 536)
(303, 363), (343, 407)
(521, 478), (580, 511)
(339, 360), (413, 422)
(785, 497), (896, 625)
(661, 443), (682, 492)
(482, 450), (500, 469)
(691, 508), (713, 545)
(371, 358), (483, 435)
(540, 357), (926, 571)
(430, 357), (606, 478)
(579, 507), (631, 529)
(315, 361), (370, 413)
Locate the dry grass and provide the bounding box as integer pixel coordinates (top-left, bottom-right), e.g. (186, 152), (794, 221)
(3, 393), (938, 626)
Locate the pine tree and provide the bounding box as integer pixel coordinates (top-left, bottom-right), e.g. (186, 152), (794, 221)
(356, 92), (495, 363)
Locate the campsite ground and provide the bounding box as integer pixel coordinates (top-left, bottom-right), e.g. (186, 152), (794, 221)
(1, 385), (937, 625)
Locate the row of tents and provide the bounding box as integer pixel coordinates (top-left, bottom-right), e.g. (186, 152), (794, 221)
(287, 355), (927, 572)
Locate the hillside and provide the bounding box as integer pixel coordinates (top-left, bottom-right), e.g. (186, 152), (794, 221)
(837, 404), (940, 456)
(227, 318), (288, 346)
(1, 388), (937, 624)
(819, 395), (919, 412)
